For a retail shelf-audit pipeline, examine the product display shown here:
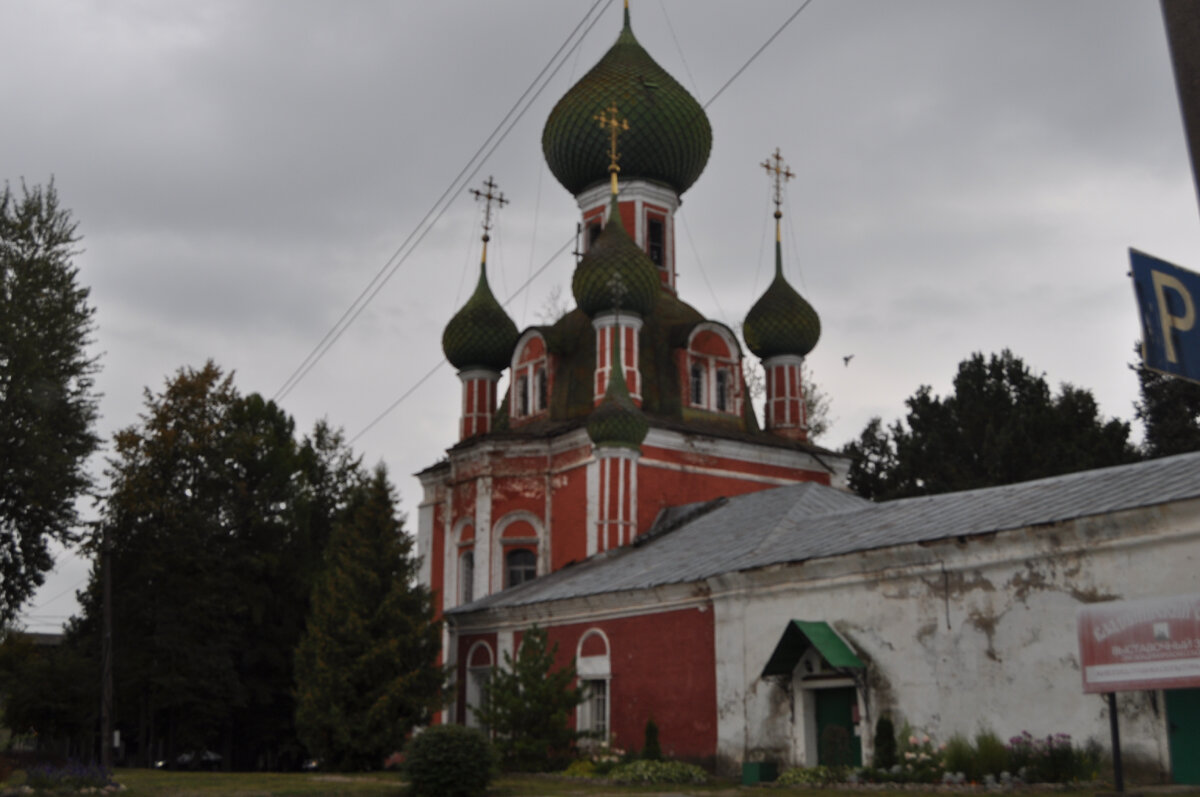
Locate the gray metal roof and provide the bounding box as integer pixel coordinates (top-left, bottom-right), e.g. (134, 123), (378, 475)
(450, 451), (1200, 614)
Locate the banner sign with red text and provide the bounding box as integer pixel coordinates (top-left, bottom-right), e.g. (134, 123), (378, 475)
(1078, 594), (1200, 693)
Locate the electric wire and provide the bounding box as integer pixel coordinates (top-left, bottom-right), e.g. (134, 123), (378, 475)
(273, 0), (612, 403)
(702, 0), (815, 110)
(348, 233), (575, 445)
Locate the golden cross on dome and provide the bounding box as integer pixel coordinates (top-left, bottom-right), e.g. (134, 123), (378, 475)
(594, 103), (630, 194)
(469, 176), (508, 263)
(761, 148), (794, 217)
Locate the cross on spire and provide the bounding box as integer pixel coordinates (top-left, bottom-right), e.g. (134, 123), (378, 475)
(594, 103), (630, 194)
(761, 147), (794, 219)
(470, 176), (508, 264)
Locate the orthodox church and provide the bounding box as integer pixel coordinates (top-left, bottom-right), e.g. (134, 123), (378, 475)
(417, 4), (1200, 782)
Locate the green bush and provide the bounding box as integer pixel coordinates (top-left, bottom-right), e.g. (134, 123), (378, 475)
(873, 715), (897, 769)
(974, 729), (1008, 777)
(608, 759), (707, 785)
(942, 733), (975, 780)
(777, 765), (840, 786)
(405, 725), (496, 797)
(642, 717), (662, 761)
(563, 759), (597, 778)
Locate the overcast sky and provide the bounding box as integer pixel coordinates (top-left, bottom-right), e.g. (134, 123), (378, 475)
(7, 0), (1200, 632)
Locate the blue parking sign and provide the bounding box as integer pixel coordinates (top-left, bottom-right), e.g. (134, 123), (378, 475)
(1131, 249), (1200, 384)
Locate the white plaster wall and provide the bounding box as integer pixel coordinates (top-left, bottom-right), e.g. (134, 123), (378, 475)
(711, 500), (1200, 774)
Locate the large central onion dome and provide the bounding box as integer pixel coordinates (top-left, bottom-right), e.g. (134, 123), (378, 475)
(743, 242), (821, 360)
(442, 263), (519, 371)
(572, 195), (660, 318)
(542, 8), (712, 197)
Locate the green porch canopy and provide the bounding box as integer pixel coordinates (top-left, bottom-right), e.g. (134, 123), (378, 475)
(761, 620), (864, 677)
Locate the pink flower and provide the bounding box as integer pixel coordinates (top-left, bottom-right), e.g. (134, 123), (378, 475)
(908, 735), (918, 745)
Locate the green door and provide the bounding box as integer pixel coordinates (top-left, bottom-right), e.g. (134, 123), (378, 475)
(815, 687), (862, 767)
(1167, 688), (1200, 784)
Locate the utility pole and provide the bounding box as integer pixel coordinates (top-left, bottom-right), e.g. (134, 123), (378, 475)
(1161, 0), (1200, 218)
(100, 535), (113, 771)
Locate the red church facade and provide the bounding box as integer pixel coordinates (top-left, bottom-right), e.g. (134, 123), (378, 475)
(417, 4), (846, 763)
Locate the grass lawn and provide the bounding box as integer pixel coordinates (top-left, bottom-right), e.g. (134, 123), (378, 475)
(1, 769), (1128, 797)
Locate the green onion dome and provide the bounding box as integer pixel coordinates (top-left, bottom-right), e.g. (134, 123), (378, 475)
(542, 7), (712, 197)
(572, 195), (660, 318)
(743, 241), (821, 359)
(587, 330), (649, 449)
(442, 263), (519, 371)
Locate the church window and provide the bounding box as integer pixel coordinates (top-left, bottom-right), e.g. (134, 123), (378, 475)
(647, 217), (664, 267)
(506, 548), (537, 588)
(459, 551), (474, 605)
(715, 369), (730, 412)
(465, 642), (493, 730)
(690, 363), (705, 406)
(578, 679), (609, 739)
(536, 366), (548, 412)
(517, 373), (530, 416)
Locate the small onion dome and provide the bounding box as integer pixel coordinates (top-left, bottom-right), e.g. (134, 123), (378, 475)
(572, 195), (659, 318)
(442, 263), (519, 371)
(743, 242), (821, 359)
(541, 7), (712, 197)
(587, 331), (649, 450)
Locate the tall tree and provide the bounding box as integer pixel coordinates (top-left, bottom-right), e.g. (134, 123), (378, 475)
(476, 626), (582, 772)
(845, 350), (1138, 500)
(73, 363), (364, 769)
(294, 465), (442, 772)
(1132, 344), (1200, 458)
(0, 180), (99, 626)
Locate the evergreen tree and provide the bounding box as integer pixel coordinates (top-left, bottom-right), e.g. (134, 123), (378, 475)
(845, 350), (1138, 500)
(476, 626), (582, 772)
(0, 180), (100, 625)
(1133, 344), (1200, 458)
(294, 465), (442, 771)
(73, 363), (364, 768)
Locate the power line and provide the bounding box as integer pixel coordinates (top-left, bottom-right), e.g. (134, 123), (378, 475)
(349, 233), (575, 444)
(273, 0), (613, 403)
(702, 0), (816, 110)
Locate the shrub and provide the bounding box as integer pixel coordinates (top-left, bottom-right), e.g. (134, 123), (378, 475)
(942, 733), (975, 780)
(24, 761), (114, 792)
(873, 715), (897, 769)
(405, 724), (496, 797)
(974, 729), (1008, 777)
(897, 730), (944, 783)
(608, 759), (707, 785)
(563, 759), (597, 778)
(1007, 731), (1089, 783)
(642, 717), (662, 761)
(777, 765), (840, 786)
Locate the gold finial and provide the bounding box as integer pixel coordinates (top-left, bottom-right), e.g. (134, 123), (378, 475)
(761, 147), (794, 241)
(470, 176), (508, 264)
(594, 103), (630, 195)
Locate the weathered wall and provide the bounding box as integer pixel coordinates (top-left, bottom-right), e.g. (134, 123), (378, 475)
(711, 498), (1200, 775)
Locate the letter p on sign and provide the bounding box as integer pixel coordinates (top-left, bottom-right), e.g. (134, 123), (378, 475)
(1132, 249), (1200, 384)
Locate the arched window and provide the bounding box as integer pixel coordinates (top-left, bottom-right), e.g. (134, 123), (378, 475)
(506, 549), (537, 588)
(517, 373), (530, 416)
(715, 369), (730, 412)
(459, 551), (474, 605)
(465, 642), (494, 729)
(536, 366), (548, 412)
(576, 629), (612, 743)
(690, 363), (705, 406)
